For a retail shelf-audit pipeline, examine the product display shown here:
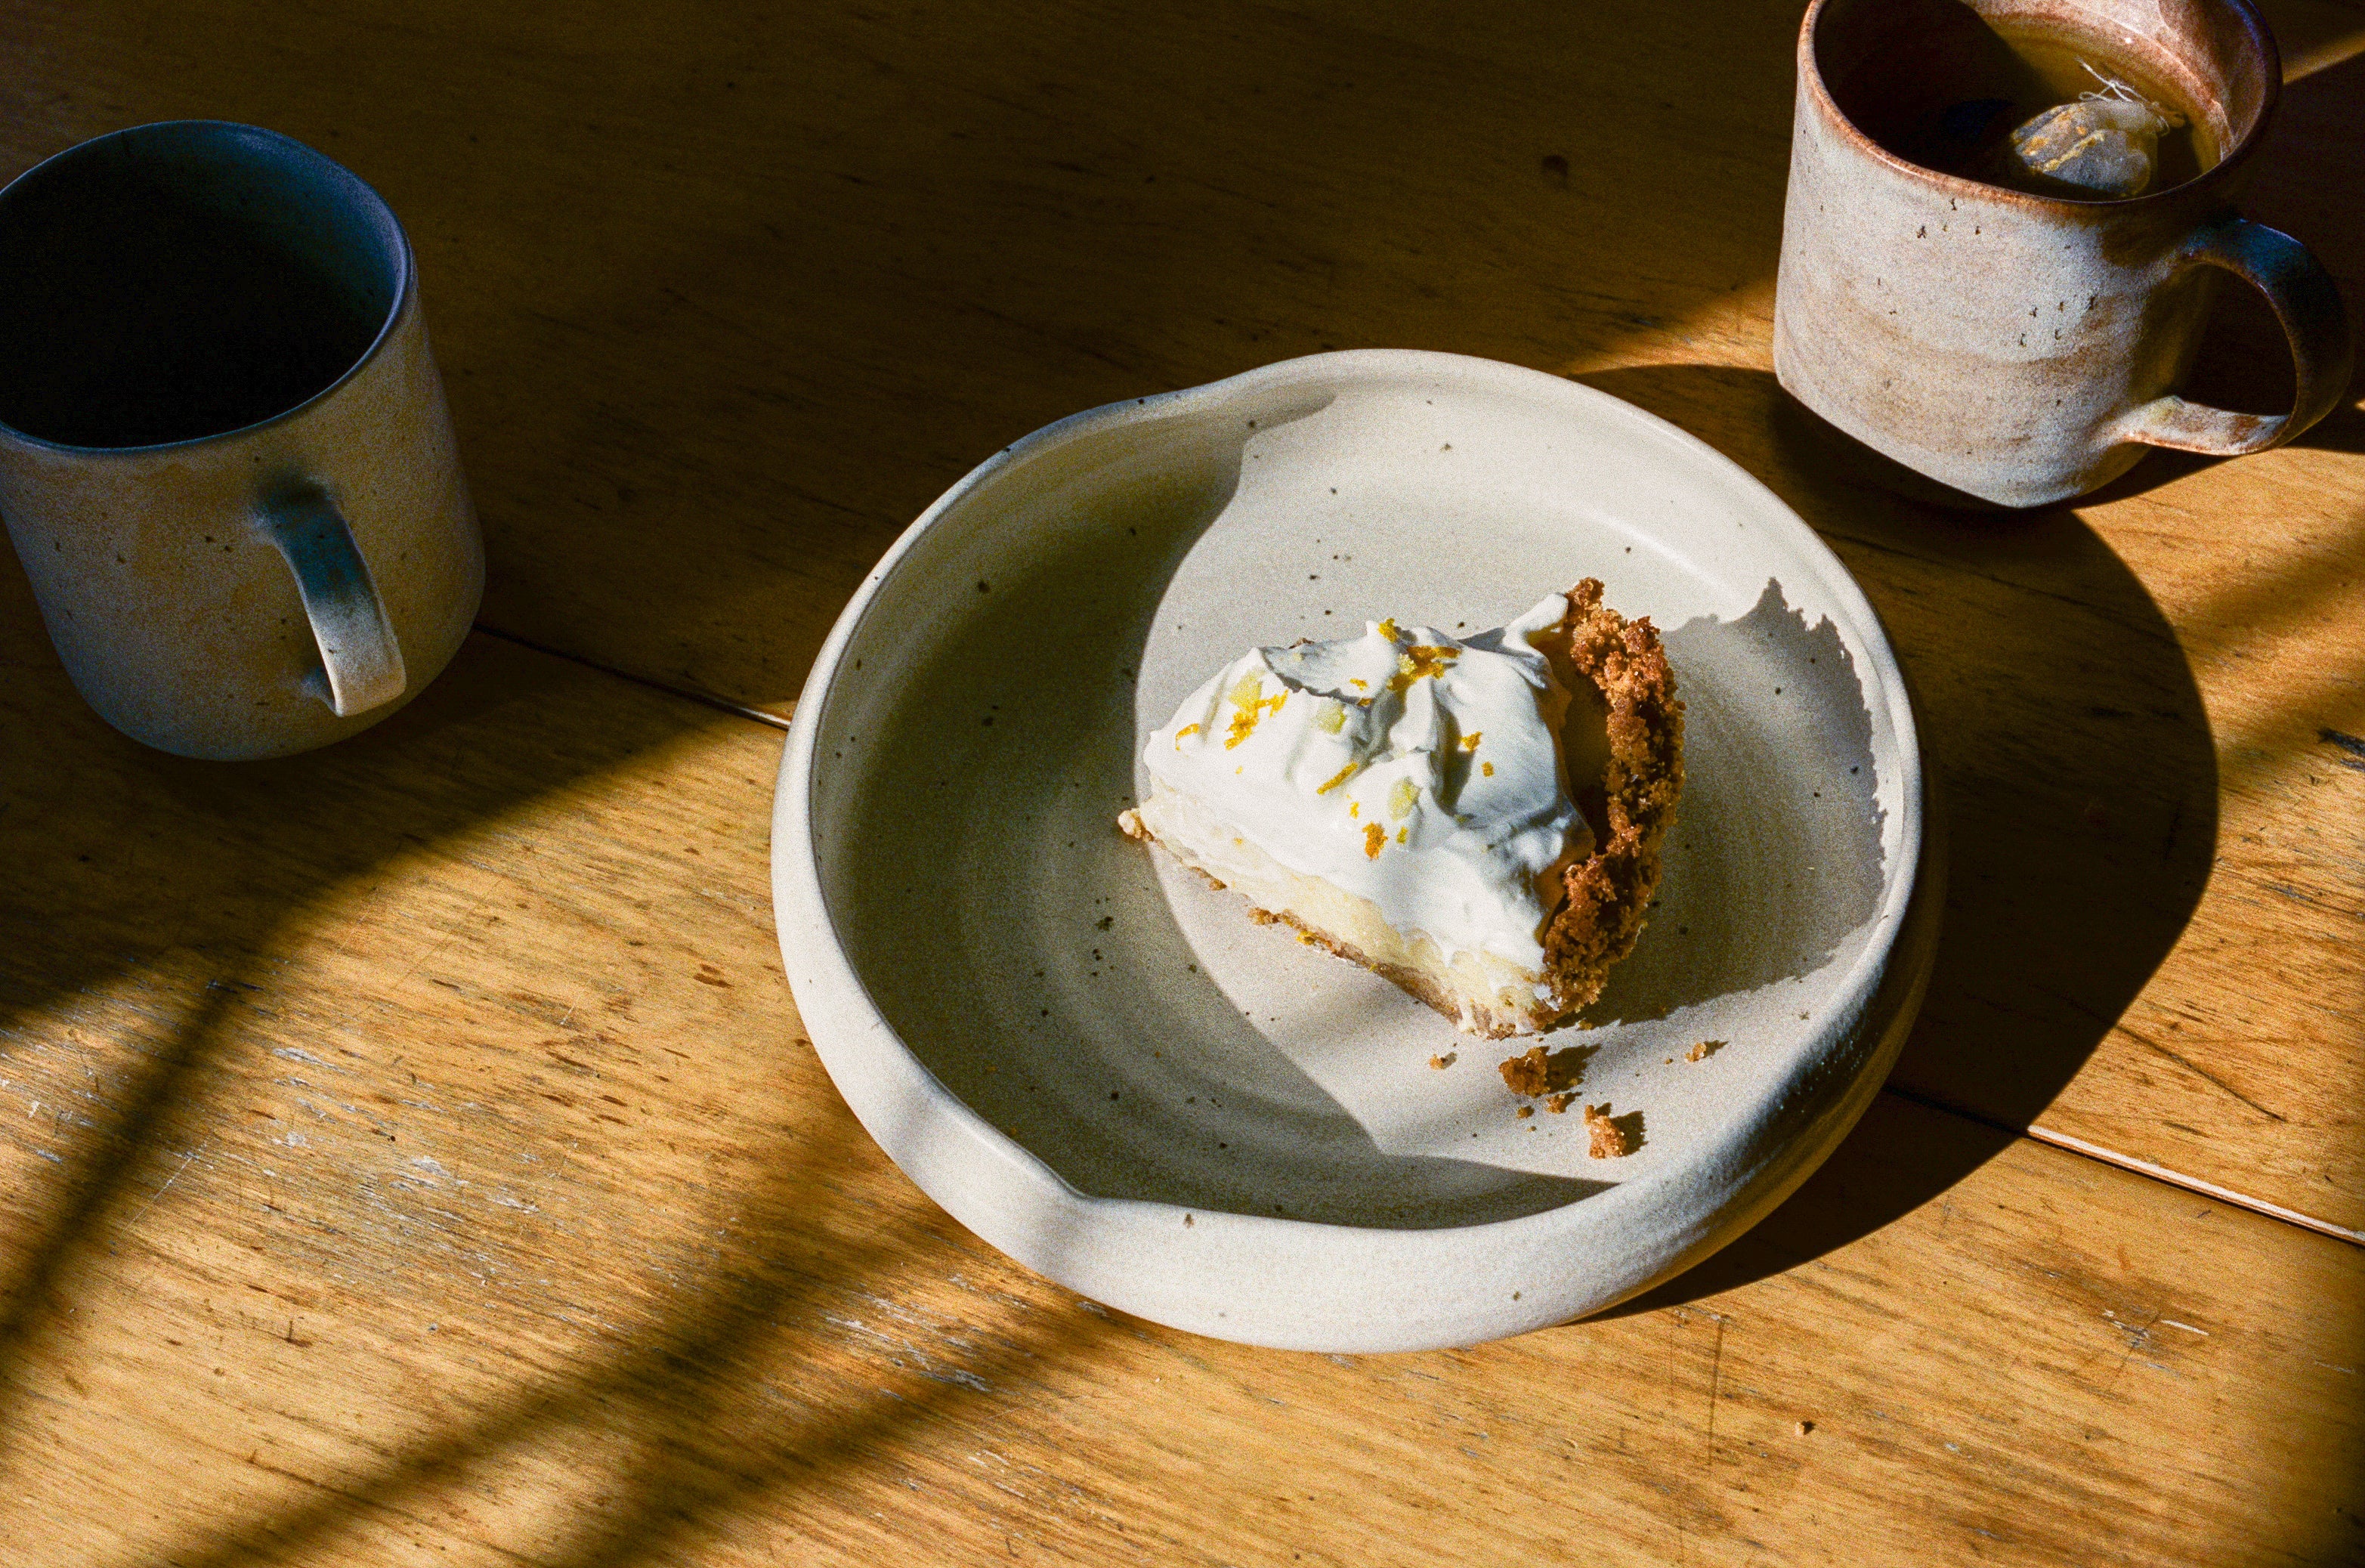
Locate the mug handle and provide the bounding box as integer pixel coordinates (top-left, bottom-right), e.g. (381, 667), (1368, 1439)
(254, 480), (408, 718)
(2118, 215), (2355, 458)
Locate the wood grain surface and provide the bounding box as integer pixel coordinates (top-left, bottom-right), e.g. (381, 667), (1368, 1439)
(2, 620), (2359, 1566)
(2, 0), (2363, 1562)
(9, 0), (2353, 1227)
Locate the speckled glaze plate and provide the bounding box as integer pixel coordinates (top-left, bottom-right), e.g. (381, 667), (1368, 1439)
(772, 350), (1939, 1353)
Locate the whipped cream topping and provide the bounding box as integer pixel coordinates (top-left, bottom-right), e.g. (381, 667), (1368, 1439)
(1143, 594), (1592, 970)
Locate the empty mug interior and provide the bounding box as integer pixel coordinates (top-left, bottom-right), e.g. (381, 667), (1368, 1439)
(0, 122), (405, 450)
(1810, 0), (2276, 199)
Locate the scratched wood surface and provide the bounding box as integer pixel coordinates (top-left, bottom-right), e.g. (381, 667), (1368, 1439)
(0, 617), (2359, 1567)
(8, 0), (2357, 1231)
(2, 0), (2363, 1563)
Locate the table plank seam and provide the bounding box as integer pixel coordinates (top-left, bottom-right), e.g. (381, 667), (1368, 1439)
(2025, 1118), (2365, 1245)
(474, 621), (793, 732)
(1885, 1084), (2364, 1247)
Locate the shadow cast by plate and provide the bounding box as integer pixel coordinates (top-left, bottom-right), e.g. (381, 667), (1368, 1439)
(1567, 360), (2220, 1302)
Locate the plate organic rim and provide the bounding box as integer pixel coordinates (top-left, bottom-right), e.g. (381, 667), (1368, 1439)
(772, 348), (1926, 1344)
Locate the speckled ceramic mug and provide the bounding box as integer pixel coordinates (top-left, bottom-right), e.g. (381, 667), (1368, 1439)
(0, 122), (482, 759)
(1776, 0), (2354, 508)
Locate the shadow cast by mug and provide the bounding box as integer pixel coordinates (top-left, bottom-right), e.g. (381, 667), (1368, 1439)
(1566, 360), (2221, 1299)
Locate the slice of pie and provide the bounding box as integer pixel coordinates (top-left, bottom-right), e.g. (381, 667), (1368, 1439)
(1118, 579), (1683, 1038)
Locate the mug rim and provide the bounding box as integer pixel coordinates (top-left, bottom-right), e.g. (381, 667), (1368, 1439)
(0, 119), (416, 459)
(1798, 0), (2283, 213)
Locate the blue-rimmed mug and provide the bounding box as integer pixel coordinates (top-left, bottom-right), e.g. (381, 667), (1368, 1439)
(0, 120), (481, 759)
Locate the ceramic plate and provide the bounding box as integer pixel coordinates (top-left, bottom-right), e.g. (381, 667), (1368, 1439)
(772, 350), (1939, 1353)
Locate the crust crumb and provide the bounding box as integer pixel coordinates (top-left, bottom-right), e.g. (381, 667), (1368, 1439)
(1497, 1044), (1594, 1097)
(1546, 1093), (1575, 1115)
(1686, 1039), (1724, 1062)
(1501, 1047), (1550, 1096)
(1427, 1053), (1453, 1070)
(1584, 1102), (1641, 1159)
(1516, 1105), (1533, 1119)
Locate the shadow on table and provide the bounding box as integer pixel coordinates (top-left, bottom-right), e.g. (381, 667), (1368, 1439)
(0, 584), (1127, 1565)
(0, 7), (2353, 1564)
(0, 595), (589, 1360)
(0, 1), (1808, 1557)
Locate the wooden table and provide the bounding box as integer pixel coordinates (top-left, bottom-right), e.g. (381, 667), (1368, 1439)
(3, 2), (2361, 1561)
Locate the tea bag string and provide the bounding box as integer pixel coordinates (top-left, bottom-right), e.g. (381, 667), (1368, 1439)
(2076, 58), (2186, 125)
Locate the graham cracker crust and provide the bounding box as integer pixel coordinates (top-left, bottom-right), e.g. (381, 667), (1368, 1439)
(1530, 577), (1686, 1025)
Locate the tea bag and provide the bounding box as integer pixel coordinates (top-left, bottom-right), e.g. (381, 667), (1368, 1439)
(2007, 61), (2184, 197)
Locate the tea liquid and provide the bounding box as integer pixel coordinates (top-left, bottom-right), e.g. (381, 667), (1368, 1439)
(1843, 17), (2220, 197)
(0, 175), (385, 448)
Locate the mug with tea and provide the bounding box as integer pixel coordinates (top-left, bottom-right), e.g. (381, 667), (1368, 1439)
(0, 120), (483, 759)
(1775, 0), (2354, 508)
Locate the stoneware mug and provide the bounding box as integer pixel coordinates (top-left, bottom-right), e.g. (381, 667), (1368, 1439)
(0, 121), (483, 759)
(1776, 0), (2354, 509)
